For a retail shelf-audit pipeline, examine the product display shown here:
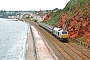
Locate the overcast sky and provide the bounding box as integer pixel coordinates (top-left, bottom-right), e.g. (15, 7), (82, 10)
(0, 0), (70, 11)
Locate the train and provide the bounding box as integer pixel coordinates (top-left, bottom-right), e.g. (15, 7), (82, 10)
(38, 22), (68, 42)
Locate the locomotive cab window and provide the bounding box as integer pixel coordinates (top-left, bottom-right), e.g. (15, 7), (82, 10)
(62, 31), (67, 34)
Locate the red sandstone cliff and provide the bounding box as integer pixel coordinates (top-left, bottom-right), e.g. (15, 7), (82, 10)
(43, 0), (90, 43)
(57, 2), (90, 42)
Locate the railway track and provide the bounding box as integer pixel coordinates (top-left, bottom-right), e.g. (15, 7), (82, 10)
(27, 20), (90, 60)
(64, 43), (90, 60)
(66, 42), (90, 58)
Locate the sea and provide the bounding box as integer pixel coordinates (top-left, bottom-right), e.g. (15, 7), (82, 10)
(0, 18), (28, 60)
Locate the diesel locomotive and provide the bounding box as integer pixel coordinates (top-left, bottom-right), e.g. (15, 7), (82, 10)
(38, 22), (68, 42)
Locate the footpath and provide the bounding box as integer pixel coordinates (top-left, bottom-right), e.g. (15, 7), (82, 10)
(26, 24), (35, 60)
(26, 24), (55, 60)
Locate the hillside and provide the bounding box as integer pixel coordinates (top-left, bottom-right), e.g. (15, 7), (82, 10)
(44, 0), (90, 43)
(44, 8), (62, 26)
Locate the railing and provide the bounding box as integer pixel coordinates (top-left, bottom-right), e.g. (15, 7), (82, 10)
(69, 38), (90, 49)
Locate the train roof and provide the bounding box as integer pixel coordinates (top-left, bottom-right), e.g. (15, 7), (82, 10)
(53, 27), (62, 31)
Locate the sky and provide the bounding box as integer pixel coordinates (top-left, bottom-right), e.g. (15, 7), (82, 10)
(0, 0), (70, 11)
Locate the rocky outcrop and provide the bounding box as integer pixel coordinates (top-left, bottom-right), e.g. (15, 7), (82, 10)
(57, 0), (90, 42)
(43, 14), (50, 22)
(67, 17), (90, 42)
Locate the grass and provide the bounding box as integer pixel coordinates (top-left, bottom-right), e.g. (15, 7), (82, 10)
(45, 15), (59, 26)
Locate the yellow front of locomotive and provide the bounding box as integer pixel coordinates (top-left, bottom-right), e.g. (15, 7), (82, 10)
(60, 31), (68, 42)
(62, 34), (68, 38)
